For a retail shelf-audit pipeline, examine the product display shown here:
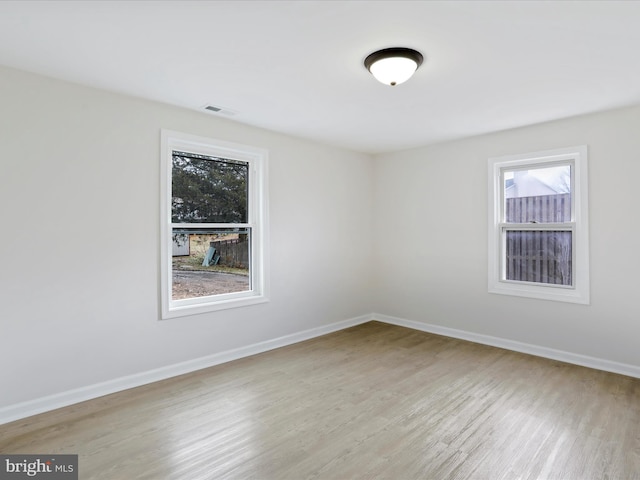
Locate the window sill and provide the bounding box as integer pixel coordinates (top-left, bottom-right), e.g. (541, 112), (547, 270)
(161, 293), (269, 320)
(488, 280), (589, 305)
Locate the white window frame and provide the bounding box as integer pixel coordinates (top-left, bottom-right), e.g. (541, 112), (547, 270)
(488, 145), (589, 304)
(160, 130), (269, 319)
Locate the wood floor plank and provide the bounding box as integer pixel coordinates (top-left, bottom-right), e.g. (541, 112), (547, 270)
(1, 321), (639, 479)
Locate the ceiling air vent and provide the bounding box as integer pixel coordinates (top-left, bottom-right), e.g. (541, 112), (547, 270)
(203, 104), (237, 116)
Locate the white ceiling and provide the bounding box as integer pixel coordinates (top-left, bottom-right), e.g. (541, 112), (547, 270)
(1, 1), (640, 154)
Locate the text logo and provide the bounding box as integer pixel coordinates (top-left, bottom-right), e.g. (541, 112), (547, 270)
(0, 455), (77, 480)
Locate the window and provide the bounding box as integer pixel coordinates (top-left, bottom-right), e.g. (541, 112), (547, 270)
(488, 146), (589, 304)
(160, 130), (269, 319)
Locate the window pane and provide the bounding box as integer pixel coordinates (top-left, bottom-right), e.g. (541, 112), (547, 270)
(505, 231), (572, 285)
(504, 165), (571, 223)
(172, 151), (249, 223)
(171, 228), (250, 300)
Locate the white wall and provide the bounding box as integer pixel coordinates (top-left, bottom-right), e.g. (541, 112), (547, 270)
(3, 63), (640, 419)
(0, 66), (374, 409)
(373, 104), (640, 366)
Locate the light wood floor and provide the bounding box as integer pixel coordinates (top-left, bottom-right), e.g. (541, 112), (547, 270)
(2, 321), (639, 479)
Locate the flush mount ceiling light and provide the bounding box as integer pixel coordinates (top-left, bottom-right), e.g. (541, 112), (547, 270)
(364, 47), (424, 86)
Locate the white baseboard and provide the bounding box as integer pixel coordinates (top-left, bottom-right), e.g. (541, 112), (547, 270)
(0, 314), (372, 426)
(4, 312), (638, 426)
(374, 313), (640, 379)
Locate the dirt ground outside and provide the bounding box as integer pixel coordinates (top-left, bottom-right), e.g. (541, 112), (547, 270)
(172, 270), (249, 300)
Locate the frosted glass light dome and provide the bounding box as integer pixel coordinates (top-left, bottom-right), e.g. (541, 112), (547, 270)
(364, 47), (424, 86)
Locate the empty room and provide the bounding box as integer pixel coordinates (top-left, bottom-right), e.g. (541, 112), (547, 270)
(1, 1), (640, 479)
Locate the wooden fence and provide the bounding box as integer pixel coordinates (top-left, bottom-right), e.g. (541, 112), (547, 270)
(505, 193), (570, 223)
(505, 194), (572, 285)
(212, 238), (249, 269)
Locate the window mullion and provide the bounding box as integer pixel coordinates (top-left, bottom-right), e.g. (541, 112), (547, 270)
(172, 222), (251, 229)
(500, 222), (575, 231)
